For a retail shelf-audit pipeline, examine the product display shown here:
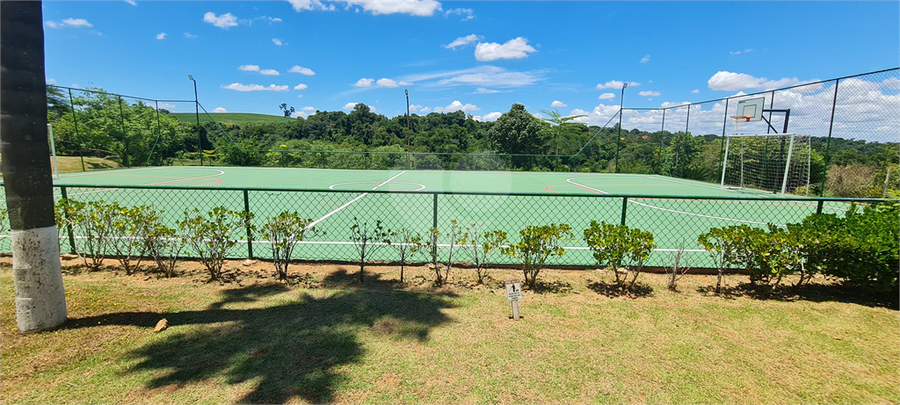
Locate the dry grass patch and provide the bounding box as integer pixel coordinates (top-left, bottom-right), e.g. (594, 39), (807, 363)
(1, 258), (898, 404)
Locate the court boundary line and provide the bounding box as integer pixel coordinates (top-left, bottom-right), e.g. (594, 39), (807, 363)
(566, 176), (789, 226)
(305, 171), (406, 230)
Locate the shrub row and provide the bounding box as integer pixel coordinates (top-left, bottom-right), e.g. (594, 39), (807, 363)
(49, 199), (898, 294)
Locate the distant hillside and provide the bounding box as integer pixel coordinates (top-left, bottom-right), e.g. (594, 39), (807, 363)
(168, 112), (297, 125)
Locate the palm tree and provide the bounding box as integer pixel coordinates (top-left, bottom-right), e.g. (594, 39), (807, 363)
(539, 109), (587, 168)
(1, 1), (68, 331)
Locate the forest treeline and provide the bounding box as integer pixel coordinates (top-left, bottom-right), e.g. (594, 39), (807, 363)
(47, 87), (898, 198)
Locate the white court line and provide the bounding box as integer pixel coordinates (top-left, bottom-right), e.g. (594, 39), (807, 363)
(628, 199), (777, 226)
(305, 171), (406, 230)
(566, 178), (609, 194)
(62, 169), (225, 197)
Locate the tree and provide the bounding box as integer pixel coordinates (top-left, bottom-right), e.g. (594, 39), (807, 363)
(279, 103), (295, 118)
(539, 109), (586, 156)
(1, 0), (68, 331)
(488, 103), (546, 169)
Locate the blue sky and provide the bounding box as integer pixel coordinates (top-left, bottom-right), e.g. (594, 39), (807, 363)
(43, 1), (899, 125)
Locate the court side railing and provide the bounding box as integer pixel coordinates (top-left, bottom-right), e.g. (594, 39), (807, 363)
(33, 184), (888, 269)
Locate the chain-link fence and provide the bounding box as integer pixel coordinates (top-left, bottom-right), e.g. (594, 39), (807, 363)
(621, 68), (899, 197)
(31, 184), (875, 269)
(46, 85), (201, 170)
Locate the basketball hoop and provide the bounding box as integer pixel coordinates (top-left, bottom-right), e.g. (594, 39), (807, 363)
(731, 115), (751, 132)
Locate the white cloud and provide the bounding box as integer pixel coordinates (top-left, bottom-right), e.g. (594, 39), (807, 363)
(220, 83), (289, 92)
(287, 0), (439, 15)
(640, 55), (650, 64)
(475, 37), (536, 62)
(474, 87), (501, 94)
(184, 32), (198, 39)
(445, 34), (482, 49)
(691, 89), (700, 94)
(405, 66), (544, 89)
(598, 92), (615, 100)
(473, 112), (502, 122)
(47, 18), (93, 29)
(731, 49), (753, 55)
(203, 12), (238, 29)
(125, 0), (137, 6)
(213, 107), (228, 113)
(239, 65), (260, 72)
(62, 18), (93, 27)
(352, 78), (374, 87)
(445, 8), (475, 21)
(596, 80), (640, 89)
(342, 0), (441, 16)
(156, 102), (176, 111)
(376, 78), (399, 88)
(342, 102), (376, 111)
(639, 91), (660, 97)
(156, 33), (166, 40)
(272, 38), (283, 46)
(434, 100), (479, 113)
(294, 84), (308, 90)
(46, 78), (57, 85)
(302, 106), (316, 111)
(409, 104), (424, 112)
(288, 65), (316, 76)
(551, 100), (566, 108)
(260, 69), (280, 76)
(287, 0), (334, 12)
(707, 71), (802, 91)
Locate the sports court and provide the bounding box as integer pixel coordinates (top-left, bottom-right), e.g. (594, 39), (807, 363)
(45, 166), (849, 267)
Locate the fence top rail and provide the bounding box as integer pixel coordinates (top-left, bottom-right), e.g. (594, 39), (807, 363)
(45, 183), (895, 203)
(49, 84), (195, 104)
(623, 66), (899, 112)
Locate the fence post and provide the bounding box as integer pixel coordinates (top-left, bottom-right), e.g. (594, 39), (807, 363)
(816, 200), (824, 216)
(820, 79), (840, 196)
(620, 197), (628, 226)
(59, 186), (77, 255)
(432, 193), (438, 260)
(432, 193), (438, 229)
(243, 189), (254, 259)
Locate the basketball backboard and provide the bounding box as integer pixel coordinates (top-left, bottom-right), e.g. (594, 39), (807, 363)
(735, 97), (765, 122)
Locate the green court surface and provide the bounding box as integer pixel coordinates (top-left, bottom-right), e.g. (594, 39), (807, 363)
(6, 166), (854, 268)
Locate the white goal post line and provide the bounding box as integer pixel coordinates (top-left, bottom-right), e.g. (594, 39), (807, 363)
(720, 133), (806, 197)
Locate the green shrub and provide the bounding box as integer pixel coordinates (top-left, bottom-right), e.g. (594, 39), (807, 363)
(800, 203), (899, 292)
(179, 207), (253, 281)
(698, 225), (765, 294)
(262, 212), (322, 282)
(457, 223), (508, 285)
(504, 223), (574, 289)
(349, 217), (390, 283)
(389, 228), (423, 283)
(583, 221), (655, 292)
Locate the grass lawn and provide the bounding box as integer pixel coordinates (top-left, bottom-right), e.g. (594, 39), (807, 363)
(1, 259), (897, 404)
(49, 156), (119, 174)
(169, 112), (297, 125)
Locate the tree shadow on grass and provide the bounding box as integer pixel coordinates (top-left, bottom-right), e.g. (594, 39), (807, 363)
(65, 282), (457, 403)
(530, 280), (574, 294)
(697, 282), (898, 310)
(587, 281), (654, 299)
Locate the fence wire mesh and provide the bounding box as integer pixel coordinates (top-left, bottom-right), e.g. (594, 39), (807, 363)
(7, 184), (867, 270)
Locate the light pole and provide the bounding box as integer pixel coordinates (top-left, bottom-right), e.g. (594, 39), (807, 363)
(188, 75), (202, 166)
(615, 82), (627, 173)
